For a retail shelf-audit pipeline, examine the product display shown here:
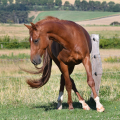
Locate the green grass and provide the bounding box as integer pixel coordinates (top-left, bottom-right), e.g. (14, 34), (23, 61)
(0, 53), (30, 59)
(34, 11), (120, 23)
(0, 101), (120, 120)
(0, 71), (120, 119)
(0, 49), (120, 119)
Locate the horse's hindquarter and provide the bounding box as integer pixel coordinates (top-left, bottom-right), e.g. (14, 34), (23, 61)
(59, 21), (91, 65)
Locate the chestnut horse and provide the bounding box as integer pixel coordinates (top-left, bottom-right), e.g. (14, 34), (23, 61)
(24, 16), (104, 112)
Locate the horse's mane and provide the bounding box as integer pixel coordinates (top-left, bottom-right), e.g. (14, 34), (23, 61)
(27, 49), (52, 88)
(26, 17), (56, 88)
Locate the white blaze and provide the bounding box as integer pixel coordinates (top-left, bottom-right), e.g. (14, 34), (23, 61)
(31, 37), (32, 42)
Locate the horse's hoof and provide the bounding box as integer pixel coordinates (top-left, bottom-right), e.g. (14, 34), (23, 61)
(82, 102), (90, 110)
(83, 105), (91, 110)
(97, 106), (105, 112)
(69, 103), (74, 110)
(57, 104), (62, 110)
(69, 107), (74, 110)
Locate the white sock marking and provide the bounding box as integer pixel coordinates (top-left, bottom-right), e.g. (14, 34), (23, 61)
(79, 100), (90, 110)
(57, 92), (63, 110)
(94, 96), (103, 109)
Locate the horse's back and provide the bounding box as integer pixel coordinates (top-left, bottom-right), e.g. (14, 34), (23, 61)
(61, 20), (92, 53)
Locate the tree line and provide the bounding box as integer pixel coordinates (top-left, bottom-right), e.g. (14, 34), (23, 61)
(0, 0), (120, 23)
(0, 0), (120, 12)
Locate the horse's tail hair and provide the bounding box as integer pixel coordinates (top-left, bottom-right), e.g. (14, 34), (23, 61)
(27, 49), (52, 88)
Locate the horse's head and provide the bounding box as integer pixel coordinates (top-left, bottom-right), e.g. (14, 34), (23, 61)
(24, 23), (49, 65)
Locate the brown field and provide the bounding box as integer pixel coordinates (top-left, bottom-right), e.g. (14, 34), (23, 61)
(0, 24), (120, 39)
(0, 24), (29, 39)
(62, 0), (120, 5)
(76, 15), (120, 25)
(28, 11), (43, 21)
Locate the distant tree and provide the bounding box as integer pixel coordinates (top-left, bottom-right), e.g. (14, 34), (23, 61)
(1, 0), (7, 6)
(8, 0), (13, 5)
(81, 0), (88, 11)
(113, 4), (120, 12)
(101, 1), (108, 11)
(55, 0), (62, 6)
(41, 0), (48, 6)
(21, 0), (28, 4)
(108, 1), (115, 11)
(88, 1), (95, 11)
(74, 0), (80, 10)
(28, 0), (35, 5)
(94, 1), (101, 11)
(64, 1), (70, 7)
(16, 0), (21, 4)
(47, 0), (54, 9)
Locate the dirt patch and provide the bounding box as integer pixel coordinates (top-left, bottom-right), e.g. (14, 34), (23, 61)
(84, 26), (120, 31)
(28, 11), (43, 21)
(76, 15), (120, 25)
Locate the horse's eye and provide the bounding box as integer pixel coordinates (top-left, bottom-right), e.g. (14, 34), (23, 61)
(33, 38), (40, 44)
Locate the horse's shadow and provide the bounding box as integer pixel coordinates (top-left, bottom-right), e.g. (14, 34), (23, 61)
(33, 98), (96, 111)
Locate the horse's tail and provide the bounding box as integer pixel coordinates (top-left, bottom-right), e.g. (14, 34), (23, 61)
(27, 49), (52, 88)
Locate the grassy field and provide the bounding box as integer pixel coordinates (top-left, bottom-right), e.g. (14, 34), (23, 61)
(0, 49), (120, 119)
(34, 11), (120, 23)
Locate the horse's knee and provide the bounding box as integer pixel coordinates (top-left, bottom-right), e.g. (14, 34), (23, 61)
(65, 82), (72, 91)
(87, 77), (95, 88)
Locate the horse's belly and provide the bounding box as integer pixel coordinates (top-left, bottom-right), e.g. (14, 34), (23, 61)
(58, 50), (83, 66)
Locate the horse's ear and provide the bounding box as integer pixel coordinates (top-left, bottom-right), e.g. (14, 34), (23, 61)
(30, 22), (37, 30)
(24, 24), (31, 30)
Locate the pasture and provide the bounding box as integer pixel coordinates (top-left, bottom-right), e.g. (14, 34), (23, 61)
(0, 12), (120, 119)
(0, 48), (120, 119)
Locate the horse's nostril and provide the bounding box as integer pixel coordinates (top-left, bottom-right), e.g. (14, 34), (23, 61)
(32, 60), (37, 65)
(31, 56), (42, 65)
(39, 57), (42, 64)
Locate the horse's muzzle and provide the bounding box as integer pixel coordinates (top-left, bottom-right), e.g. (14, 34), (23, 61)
(31, 55), (42, 65)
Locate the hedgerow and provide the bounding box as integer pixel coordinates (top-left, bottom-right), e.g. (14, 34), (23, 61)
(100, 38), (120, 49)
(0, 35), (120, 49)
(0, 35), (30, 49)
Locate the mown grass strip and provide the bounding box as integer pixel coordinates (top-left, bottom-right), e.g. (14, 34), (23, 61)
(34, 11), (120, 23)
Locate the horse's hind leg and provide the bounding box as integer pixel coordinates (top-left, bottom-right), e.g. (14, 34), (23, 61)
(83, 55), (105, 112)
(70, 77), (90, 110)
(57, 66), (90, 110)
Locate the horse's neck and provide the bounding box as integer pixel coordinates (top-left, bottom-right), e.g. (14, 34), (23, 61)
(41, 21), (72, 48)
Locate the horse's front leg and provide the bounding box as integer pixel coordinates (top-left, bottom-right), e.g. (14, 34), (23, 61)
(57, 75), (65, 110)
(83, 55), (105, 112)
(59, 62), (73, 110)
